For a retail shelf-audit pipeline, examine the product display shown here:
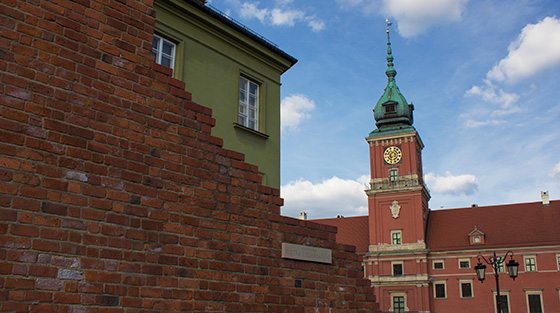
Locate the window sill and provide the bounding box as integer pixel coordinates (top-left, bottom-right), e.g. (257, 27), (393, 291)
(233, 123), (269, 139)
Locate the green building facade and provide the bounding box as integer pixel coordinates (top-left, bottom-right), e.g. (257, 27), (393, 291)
(153, 0), (297, 188)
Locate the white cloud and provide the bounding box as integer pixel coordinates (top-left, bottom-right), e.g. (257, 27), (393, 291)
(382, 0), (468, 37)
(425, 171), (478, 195)
(270, 8), (304, 26)
(239, 2), (268, 22)
(462, 18), (560, 127)
(463, 119), (504, 128)
(336, 0), (467, 37)
(552, 161), (560, 179)
(335, 0), (366, 6)
(281, 94), (315, 132)
(238, 1), (325, 32)
(307, 18), (326, 32)
(281, 175), (369, 219)
(487, 17), (560, 83)
(465, 79), (520, 119)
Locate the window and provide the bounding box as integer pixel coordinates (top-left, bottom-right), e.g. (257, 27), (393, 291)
(238, 76), (259, 131)
(389, 293), (407, 312)
(460, 281), (473, 298)
(556, 254), (560, 271)
(392, 262), (403, 276)
(391, 230), (402, 245)
(434, 282), (446, 298)
(392, 296), (405, 312)
(389, 168), (398, 181)
(495, 295), (509, 313)
(433, 260), (444, 270)
(524, 256), (537, 272)
(385, 102), (396, 114)
(152, 34), (176, 70)
(459, 259), (470, 269)
(473, 236), (481, 243)
(497, 262), (505, 273)
(527, 293), (542, 313)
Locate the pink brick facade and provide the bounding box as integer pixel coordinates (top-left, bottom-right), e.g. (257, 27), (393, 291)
(316, 107), (560, 313)
(314, 26), (560, 313)
(0, 1), (380, 312)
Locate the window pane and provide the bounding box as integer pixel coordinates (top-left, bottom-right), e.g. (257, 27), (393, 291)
(249, 108), (256, 119)
(152, 37), (160, 57)
(393, 264), (403, 276)
(249, 95), (256, 106)
(249, 82), (258, 95)
(461, 283), (472, 297)
(460, 261), (470, 268)
(497, 263), (505, 273)
(528, 295), (542, 313)
(152, 35), (176, 70)
(435, 284), (445, 298)
(162, 41), (173, 55)
(497, 295), (509, 313)
(392, 232), (401, 245)
(161, 55), (171, 68)
(238, 77), (259, 130)
(434, 262), (443, 269)
(393, 296), (405, 312)
(525, 258), (536, 271)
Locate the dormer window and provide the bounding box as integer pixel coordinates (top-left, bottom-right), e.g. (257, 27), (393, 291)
(384, 101), (397, 114)
(468, 226), (485, 245)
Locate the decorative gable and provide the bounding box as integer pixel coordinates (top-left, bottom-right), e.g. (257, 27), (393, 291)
(468, 226), (485, 245)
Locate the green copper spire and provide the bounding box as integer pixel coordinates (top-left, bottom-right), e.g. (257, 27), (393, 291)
(369, 20), (415, 137)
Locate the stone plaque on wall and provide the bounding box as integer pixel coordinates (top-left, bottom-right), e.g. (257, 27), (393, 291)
(281, 242), (332, 264)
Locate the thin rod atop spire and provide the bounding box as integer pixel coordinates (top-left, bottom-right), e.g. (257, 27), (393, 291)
(385, 19), (396, 80)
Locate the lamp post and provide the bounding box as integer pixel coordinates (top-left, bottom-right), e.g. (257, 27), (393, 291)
(474, 251), (519, 313)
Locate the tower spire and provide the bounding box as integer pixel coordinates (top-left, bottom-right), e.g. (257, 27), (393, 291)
(385, 19), (396, 81)
(369, 19), (415, 136)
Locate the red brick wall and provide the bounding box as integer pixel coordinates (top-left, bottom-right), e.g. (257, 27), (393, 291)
(0, 0), (379, 312)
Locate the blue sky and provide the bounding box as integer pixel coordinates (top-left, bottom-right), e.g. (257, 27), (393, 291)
(209, 0), (560, 219)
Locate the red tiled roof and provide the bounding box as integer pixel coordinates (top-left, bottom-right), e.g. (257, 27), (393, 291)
(427, 200), (560, 251)
(312, 216), (369, 254)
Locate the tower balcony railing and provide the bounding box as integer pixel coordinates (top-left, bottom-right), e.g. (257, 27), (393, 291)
(367, 175), (430, 194)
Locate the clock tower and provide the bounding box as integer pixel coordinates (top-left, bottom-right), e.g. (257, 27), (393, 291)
(363, 22), (431, 313)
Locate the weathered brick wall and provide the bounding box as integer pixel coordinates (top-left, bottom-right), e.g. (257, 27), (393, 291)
(0, 0), (380, 312)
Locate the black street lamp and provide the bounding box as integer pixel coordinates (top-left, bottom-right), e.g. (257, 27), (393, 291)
(474, 251), (519, 313)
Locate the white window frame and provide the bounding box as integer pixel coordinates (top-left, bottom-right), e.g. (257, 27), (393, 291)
(389, 292), (408, 313)
(524, 256), (537, 272)
(392, 261), (403, 276)
(433, 281), (447, 299)
(556, 254), (560, 271)
(497, 261), (505, 273)
(459, 279), (473, 298)
(525, 290), (544, 313)
(391, 230), (402, 245)
(458, 258), (470, 269)
(433, 260), (444, 270)
(238, 76), (260, 131)
(493, 291), (510, 313)
(152, 34), (176, 70)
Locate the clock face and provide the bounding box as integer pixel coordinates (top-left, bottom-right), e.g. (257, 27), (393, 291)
(384, 146), (402, 164)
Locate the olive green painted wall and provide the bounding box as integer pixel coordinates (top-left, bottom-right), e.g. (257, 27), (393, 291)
(153, 0), (294, 188)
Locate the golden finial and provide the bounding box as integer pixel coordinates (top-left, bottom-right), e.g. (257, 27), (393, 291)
(386, 19), (392, 33)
